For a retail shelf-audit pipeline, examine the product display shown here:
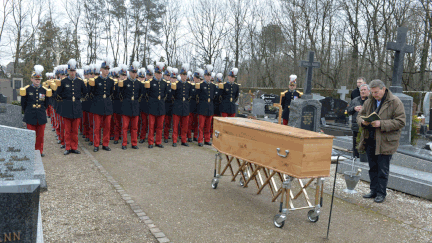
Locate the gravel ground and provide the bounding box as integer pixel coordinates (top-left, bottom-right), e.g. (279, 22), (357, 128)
(40, 124), (157, 242)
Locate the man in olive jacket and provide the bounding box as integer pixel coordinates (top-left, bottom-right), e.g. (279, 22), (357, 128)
(357, 79), (406, 203)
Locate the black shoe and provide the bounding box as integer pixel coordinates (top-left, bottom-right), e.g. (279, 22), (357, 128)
(132, 145), (139, 149)
(110, 137), (114, 140)
(127, 141), (130, 144)
(198, 143), (203, 147)
(64, 150), (70, 155)
(89, 142), (93, 146)
(79, 132), (83, 135)
(164, 139), (169, 143)
(102, 146), (111, 151)
(100, 142), (103, 145)
(85, 138), (90, 142)
(187, 138), (192, 142)
(70, 150), (81, 154)
(204, 142), (212, 146)
(139, 139), (145, 143)
(122, 146), (127, 150)
(156, 144), (164, 148)
(168, 136), (172, 139)
(181, 142), (189, 147)
(172, 143), (177, 147)
(193, 138), (198, 142)
(41, 153), (45, 157)
(52, 128), (55, 131)
(148, 144), (153, 148)
(374, 195), (386, 203)
(82, 135), (86, 138)
(60, 145), (65, 149)
(94, 147), (99, 152)
(114, 140), (119, 144)
(57, 140), (61, 144)
(363, 192), (377, 199)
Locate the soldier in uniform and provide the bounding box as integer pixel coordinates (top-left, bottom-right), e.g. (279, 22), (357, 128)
(213, 73), (223, 117)
(113, 64), (127, 144)
(109, 67), (120, 140)
(139, 65), (153, 144)
(20, 65), (53, 157)
(171, 64), (192, 147)
(146, 62), (171, 148)
(118, 61), (144, 149)
(82, 65), (92, 141)
(163, 66), (174, 143)
(281, 75), (301, 125)
(56, 59), (88, 155)
(89, 58), (115, 152)
(219, 68), (240, 117)
(188, 70), (201, 142)
(196, 65), (217, 147)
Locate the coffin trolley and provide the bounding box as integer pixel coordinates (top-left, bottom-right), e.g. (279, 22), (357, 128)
(211, 117), (334, 228)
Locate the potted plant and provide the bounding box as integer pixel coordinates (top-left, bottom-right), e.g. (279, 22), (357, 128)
(356, 126), (368, 162)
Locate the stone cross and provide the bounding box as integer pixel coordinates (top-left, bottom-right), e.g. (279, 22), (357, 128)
(299, 51), (321, 99)
(387, 27), (414, 94)
(337, 86), (349, 101)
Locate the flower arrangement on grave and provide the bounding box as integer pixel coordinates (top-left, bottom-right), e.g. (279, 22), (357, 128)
(411, 115), (421, 145)
(344, 110), (349, 117)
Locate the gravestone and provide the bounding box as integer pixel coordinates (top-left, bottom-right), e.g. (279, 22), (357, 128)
(0, 103), (24, 128)
(289, 51), (322, 132)
(261, 93), (280, 114)
(423, 92), (432, 124)
(0, 93), (7, 103)
(312, 93), (325, 101)
(0, 125), (44, 242)
(319, 97), (348, 124)
(386, 27), (414, 145)
(252, 98), (265, 117)
(12, 89), (18, 101)
(337, 86), (349, 101)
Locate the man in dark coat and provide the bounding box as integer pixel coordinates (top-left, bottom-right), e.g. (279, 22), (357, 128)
(188, 71), (199, 142)
(20, 65), (52, 157)
(281, 75), (301, 125)
(146, 62), (171, 148)
(196, 65), (216, 147)
(139, 65), (153, 143)
(89, 58), (115, 152)
(171, 64), (192, 147)
(350, 77), (366, 100)
(163, 67), (174, 143)
(56, 59), (88, 155)
(118, 61), (144, 149)
(219, 68), (240, 117)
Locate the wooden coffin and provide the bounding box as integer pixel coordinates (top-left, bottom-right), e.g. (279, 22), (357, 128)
(212, 117), (334, 178)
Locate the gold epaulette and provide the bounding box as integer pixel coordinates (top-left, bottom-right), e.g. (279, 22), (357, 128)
(118, 80), (124, 87)
(144, 81), (150, 88)
(49, 82), (58, 91)
(171, 82), (177, 90)
(218, 83), (224, 89)
(281, 90), (288, 97)
(20, 85), (30, 96)
(42, 86), (53, 97)
(191, 82), (195, 85)
(54, 79), (61, 86)
(195, 83), (200, 89)
(89, 78), (95, 86)
(298, 91), (303, 97)
(187, 81), (191, 84)
(237, 83), (241, 86)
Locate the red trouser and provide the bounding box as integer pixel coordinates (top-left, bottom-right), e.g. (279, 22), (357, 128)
(283, 119), (288, 125)
(113, 113), (122, 141)
(172, 115), (189, 144)
(188, 113), (198, 139)
(88, 113), (94, 142)
(198, 115), (213, 143)
(51, 109), (56, 127)
(148, 114), (165, 145)
(27, 123), (46, 154)
(93, 114), (112, 147)
(140, 112), (149, 140)
(122, 115), (139, 146)
(110, 115), (115, 137)
(46, 106), (52, 118)
(221, 112), (235, 117)
(164, 115), (172, 140)
(63, 117), (80, 151)
(82, 111), (89, 138)
(55, 113), (61, 137)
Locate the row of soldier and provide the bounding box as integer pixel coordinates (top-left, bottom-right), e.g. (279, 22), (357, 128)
(20, 58), (240, 156)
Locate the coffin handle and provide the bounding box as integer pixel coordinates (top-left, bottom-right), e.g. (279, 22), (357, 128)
(215, 130), (220, 138)
(277, 148), (289, 158)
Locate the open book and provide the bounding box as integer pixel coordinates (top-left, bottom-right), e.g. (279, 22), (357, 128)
(361, 112), (381, 122)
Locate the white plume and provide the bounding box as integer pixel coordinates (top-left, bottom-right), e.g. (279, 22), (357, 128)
(68, 59), (77, 69)
(156, 62), (165, 70)
(216, 73), (223, 80)
(34, 65), (44, 76)
(231, 67), (239, 76)
(147, 65), (155, 74)
(198, 68), (204, 78)
(83, 65), (90, 72)
(182, 63), (190, 71)
(289, 74), (297, 82)
(167, 66), (173, 73)
(77, 69), (84, 78)
(177, 75), (181, 81)
(172, 68), (178, 75)
(205, 64), (213, 72)
(140, 68), (146, 74)
(211, 72), (215, 78)
(132, 61), (140, 70)
(104, 56), (113, 67)
(94, 64), (101, 73)
(120, 64), (128, 72)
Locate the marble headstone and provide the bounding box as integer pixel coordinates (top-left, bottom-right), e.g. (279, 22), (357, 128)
(252, 98), (265, 117)
(423, 92), (432, 124)
(0, 103), (24, 128)
(319, 97), (348, 124)
(289, 99), (322, 132)
(0, 93), (6, 103)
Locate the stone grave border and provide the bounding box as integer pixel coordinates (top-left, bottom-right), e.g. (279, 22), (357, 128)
(79, 141), (170, 243)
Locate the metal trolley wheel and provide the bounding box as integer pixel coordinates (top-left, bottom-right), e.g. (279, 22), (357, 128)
(307, 210), (319, 222)
(211, 178), (219, 189)
(273, 214), (285, 228)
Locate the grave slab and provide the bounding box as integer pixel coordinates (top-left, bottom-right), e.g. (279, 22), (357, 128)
(0, 103), (24, 128)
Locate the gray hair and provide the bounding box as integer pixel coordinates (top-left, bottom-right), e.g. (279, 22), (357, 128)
(369, 79), (386, 89)
(359, 83), (370, 90)
(357, 77), (366, 83)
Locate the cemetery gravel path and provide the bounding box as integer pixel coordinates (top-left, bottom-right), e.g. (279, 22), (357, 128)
(40, 124), (157, 242)
(76, 132), (432, 242)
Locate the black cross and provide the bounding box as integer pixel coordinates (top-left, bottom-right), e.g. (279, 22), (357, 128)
(299, 51), (320, 99)
(387, 27), (414, 93)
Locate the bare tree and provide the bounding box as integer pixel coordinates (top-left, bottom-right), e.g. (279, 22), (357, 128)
(0, 0), (12, 47)
(64, 0), (82, 62)
(161, 0), (181, 66)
